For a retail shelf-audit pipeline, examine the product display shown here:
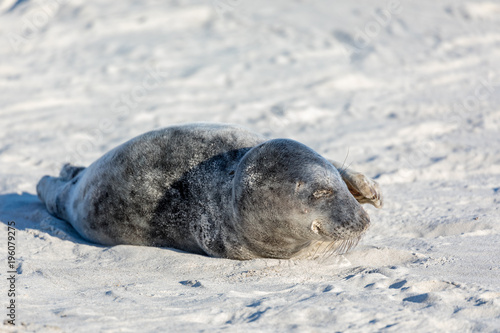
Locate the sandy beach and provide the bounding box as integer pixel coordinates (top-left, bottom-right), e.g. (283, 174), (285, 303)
(1, 0), (499, 331)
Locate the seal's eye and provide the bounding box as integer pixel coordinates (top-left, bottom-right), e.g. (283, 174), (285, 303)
(312, 189), (333, 199)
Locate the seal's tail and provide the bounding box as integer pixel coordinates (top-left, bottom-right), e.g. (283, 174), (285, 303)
(36, 164), (86, 220)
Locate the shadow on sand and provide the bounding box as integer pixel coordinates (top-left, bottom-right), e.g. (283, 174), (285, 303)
(0, 192), (93, 245)
(0, 192), (194, 256)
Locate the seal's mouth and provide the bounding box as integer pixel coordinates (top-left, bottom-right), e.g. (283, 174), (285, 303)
(310, 217), (369, 239)
(309, 218), (368, 255)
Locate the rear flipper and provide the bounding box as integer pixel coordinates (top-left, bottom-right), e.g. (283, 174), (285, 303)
(59, 163), (85, 180)
(36, 164), (86, 220)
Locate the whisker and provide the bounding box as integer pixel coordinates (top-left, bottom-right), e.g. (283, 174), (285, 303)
(319, 241), (336, 263)
(338, 240), (346, 253)
(339, 161), (354, 177)
(339, 239), (348, 254)
(340, 148), (350, 173)
(311, 241), (322, 260)
(313, 232), (364, 263)
(324, 240), (342, 261)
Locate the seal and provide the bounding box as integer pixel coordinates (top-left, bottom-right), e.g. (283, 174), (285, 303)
(36, 123), (382, 259)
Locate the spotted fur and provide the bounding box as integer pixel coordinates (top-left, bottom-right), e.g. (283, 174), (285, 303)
(37, 123), (381, 259)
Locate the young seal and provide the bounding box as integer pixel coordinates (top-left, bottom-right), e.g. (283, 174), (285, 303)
(37, 123), (382, 260)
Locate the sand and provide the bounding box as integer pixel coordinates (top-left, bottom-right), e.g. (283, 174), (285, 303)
(1, 0), (499, 331)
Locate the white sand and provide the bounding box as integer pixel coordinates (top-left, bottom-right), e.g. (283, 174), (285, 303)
(1, 0), (500, 331)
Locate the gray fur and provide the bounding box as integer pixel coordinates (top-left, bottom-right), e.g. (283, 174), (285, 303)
(37, 123), (381, 259)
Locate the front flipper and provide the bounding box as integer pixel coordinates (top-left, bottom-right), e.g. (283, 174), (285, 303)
(328, 160), (383, 208)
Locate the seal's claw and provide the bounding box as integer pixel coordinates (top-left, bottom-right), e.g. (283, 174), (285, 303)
(338, 172), (383, 208)
(350, 174), (383, 208)
(328, 159), (383, 208)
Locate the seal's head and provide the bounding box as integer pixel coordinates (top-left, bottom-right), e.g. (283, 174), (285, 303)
(232, 139), (370, 259)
